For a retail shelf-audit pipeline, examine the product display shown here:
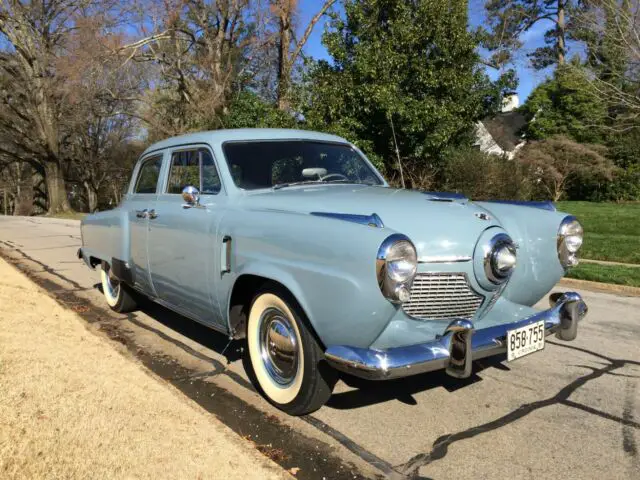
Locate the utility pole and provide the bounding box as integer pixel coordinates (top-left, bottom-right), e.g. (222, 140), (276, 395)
(2, 188), (6, 216)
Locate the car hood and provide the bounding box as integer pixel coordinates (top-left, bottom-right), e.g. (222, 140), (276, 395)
(239, 185), (500, 259)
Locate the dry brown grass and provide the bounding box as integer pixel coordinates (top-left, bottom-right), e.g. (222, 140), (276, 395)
(0, 258), (289, 480)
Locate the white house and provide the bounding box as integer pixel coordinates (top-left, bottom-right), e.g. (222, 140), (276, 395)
(474, 94), (527, 160)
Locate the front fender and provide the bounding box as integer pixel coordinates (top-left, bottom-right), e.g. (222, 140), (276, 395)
(475, 201), (567, 306)
(221, 209), (400, 348)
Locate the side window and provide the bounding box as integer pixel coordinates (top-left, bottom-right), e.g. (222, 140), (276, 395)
(201, 150), (221, 194)
(167, 150), (199, 194)
(134, 156), (163, 194)
(167, 148), (221, 195)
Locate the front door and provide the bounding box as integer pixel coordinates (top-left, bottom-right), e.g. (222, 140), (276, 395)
(147, 146), (227, 326)
(128, 154), (164, 295)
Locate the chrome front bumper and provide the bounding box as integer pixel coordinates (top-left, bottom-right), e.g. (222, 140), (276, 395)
(325, 292), (587, 380)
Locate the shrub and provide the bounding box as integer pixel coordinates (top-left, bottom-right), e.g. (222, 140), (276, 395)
(597, 165), (640, 202)
(515, 136), (615, 201)
(441, 146), (536, 200)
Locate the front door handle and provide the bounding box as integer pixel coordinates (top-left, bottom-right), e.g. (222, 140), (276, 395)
(148, 209), (158, 219)
(135, 209), (148, 218)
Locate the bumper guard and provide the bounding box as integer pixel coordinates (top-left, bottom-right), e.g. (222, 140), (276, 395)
(324, 292), (587, 380)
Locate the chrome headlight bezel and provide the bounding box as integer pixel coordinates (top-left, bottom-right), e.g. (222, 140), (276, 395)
(484, 233), (517, 284)
(376, 234), (418, 304)
(558, 216), (583, 269)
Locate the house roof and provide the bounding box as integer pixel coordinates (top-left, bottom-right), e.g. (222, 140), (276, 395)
(481, 111), (527, 151)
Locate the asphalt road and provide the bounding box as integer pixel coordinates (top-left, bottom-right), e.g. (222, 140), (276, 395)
(1, 216), (639, 480)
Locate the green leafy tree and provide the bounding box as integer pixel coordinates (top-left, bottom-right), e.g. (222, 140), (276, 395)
(521, 63), (607, 142)
(223, 91), (298, 129)
(570, 0), (639, 132)
(482, 0), (577, 69)
(303, 0), (510, 187)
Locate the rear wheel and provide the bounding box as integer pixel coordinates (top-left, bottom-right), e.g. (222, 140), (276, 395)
(245, 285), (337, 415)
(100, 262), (138, 313)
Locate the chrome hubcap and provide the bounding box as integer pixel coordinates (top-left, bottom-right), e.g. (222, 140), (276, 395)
(105, 266), (120, 299)
(258, 308), (299, 386)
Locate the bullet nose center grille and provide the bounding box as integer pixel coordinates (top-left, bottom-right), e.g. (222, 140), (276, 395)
(403, 273), (484, 320)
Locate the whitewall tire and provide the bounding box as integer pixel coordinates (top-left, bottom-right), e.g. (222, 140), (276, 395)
(100, 262), (138, 313)
(246, 285), (337, 415)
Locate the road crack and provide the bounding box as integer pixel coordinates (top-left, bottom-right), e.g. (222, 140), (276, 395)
(395, 342), (640, 478)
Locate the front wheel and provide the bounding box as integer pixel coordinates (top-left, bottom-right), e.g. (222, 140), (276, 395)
(246, 285), (337, 415)
(100, 262), (138, 313)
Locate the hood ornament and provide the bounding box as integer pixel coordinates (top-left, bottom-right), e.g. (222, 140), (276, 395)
(475, 212), (491, 221)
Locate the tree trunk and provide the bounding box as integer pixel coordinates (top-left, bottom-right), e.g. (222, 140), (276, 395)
(84, 181), (98, 213)
(112, 181), (121, 206)
(557, 0), (566, 65)
(277, 12), (293, 111)
(44, 161), (71, 214)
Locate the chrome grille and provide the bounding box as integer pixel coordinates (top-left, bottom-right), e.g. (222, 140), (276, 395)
(403, 273), (484, 320)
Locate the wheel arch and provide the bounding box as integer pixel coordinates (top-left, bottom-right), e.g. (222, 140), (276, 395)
(227, 272), (323, 347)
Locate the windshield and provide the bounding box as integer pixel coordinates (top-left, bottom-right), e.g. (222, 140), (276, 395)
(222, 140), (384, 190)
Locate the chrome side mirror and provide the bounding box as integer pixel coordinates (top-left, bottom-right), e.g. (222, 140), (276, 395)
(182, 185), (200, 207)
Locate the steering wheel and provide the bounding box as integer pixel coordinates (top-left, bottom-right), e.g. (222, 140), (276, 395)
(320, 173), (349, 182)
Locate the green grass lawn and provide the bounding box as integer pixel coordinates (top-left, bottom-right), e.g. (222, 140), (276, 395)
(566, 262), (640, 288)
(555, 201), (640, 265)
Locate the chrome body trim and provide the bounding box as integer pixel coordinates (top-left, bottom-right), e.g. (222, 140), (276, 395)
(310, 211), (384, 228)
(483, 200), (556, 211)
(221, 235), (232, 273)
(325, 292), (587, 380)
(418, 255), (472, 263)
(422, 191), (467, 201)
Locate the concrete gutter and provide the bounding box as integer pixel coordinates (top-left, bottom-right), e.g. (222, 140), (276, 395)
(559, 277), (640, 297)
(581, 258), (640, 268)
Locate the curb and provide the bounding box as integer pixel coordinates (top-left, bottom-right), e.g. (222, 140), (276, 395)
(559, 277), (640, 297)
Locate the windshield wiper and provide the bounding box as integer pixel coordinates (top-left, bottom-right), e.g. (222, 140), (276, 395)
(273, 180), (324, 190)
(272, 179), (351, 190)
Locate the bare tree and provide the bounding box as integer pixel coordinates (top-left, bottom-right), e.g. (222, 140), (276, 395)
(516, 136), (615, 201)
(0, 0), (90, 213)
(571, 0), (640, 130)
(270, 0), (336, 110)
(118, 0), (259, 137)
(61, 16), (140, 212)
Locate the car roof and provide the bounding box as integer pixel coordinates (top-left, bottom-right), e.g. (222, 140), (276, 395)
(141, 128), (350, 156)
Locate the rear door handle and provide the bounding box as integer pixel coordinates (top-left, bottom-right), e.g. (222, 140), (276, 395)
(135, 209), (148, 218)
(148, 209), (158, 219)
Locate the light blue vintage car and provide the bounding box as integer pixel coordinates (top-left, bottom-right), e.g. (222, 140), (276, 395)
(78, 128), (588, 415)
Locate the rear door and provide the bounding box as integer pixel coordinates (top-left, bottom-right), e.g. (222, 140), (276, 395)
(146, 145), (227, 326)
(128, 153), (164, 295)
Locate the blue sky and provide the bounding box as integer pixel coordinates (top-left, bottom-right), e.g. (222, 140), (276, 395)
(298, 0), (558, 102)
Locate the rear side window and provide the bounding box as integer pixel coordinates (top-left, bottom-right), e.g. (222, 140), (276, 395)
(167, 148), (221, 195)
(134, 156), (163, 194)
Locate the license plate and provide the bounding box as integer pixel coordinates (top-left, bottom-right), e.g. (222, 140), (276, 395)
(506, 320), (545, 362)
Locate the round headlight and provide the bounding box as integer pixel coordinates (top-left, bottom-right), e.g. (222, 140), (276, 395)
(377, 234), (417, 303)
(558, 216), (583, 268)
(484, 233), (517, 284)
